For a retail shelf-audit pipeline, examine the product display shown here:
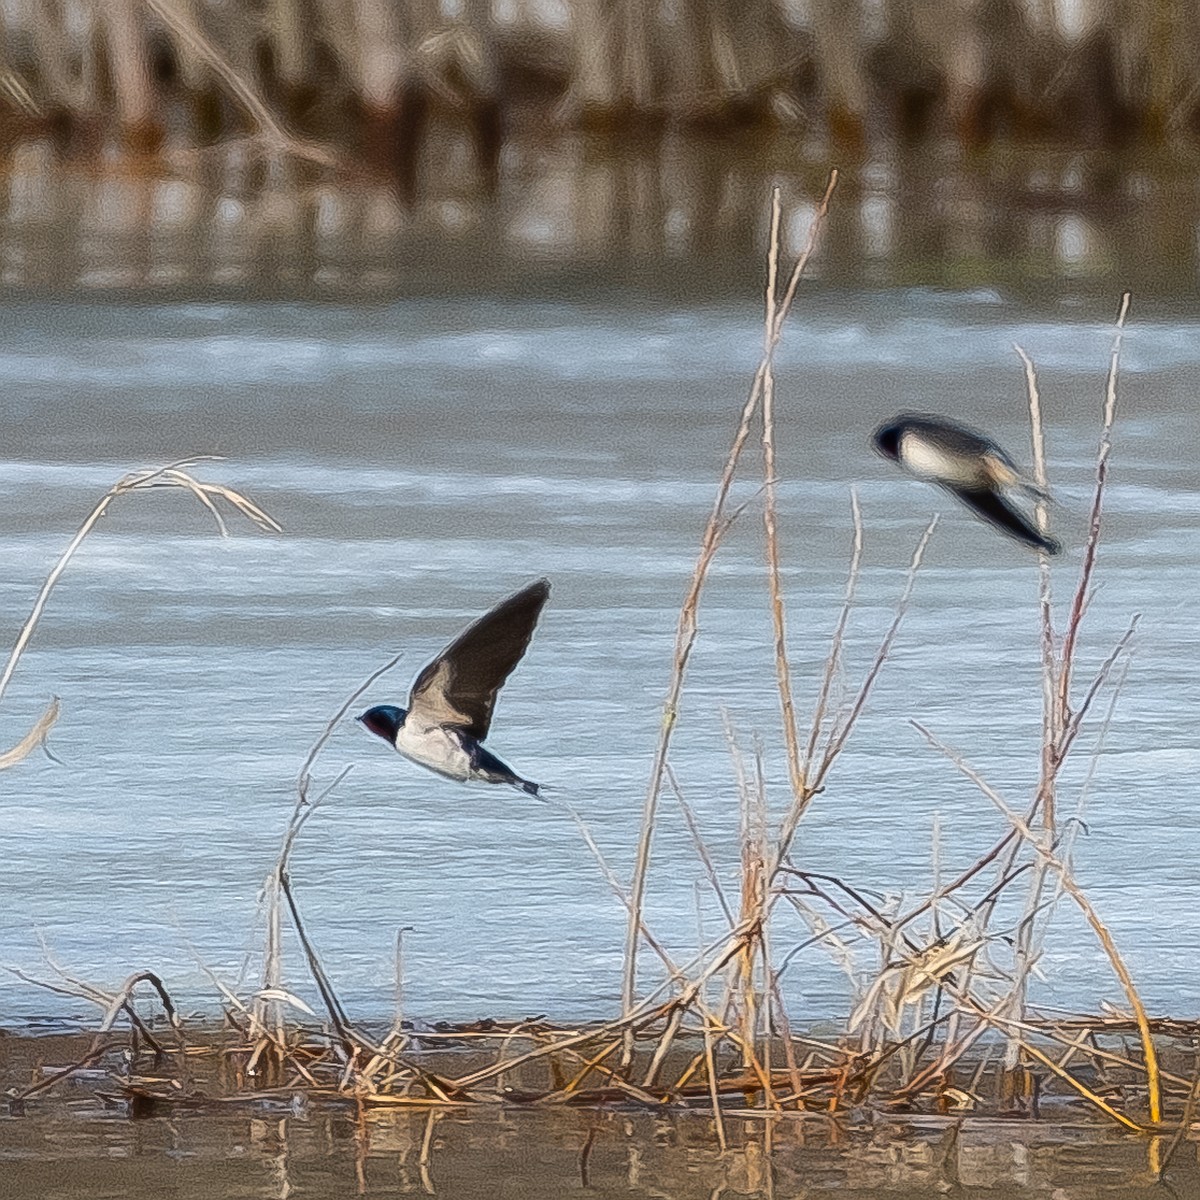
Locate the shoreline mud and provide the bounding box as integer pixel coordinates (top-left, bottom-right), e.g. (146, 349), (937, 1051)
(2, 1023), (1199, 1198)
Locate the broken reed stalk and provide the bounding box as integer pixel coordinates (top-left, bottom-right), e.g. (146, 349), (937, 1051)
(449, 918), (759, 1092)
(0, 457), (279, 768)
(619, 170), (838, 1030)
(0, 696), (59, 770)
(3, 959), (183, 1080)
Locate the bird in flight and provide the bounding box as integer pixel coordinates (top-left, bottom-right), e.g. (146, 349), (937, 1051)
(873, 413), (1060, 555)
(357, 579), (550, 795)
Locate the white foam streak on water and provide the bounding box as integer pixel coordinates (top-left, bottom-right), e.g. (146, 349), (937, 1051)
(0, 289), (1198, 1026)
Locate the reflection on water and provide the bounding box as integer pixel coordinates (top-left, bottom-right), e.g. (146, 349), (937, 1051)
(2, 1104), (1196, 1198)
(3, 132), (1200, 297)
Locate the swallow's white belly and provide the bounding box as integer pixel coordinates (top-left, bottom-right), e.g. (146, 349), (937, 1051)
(900, 434), (984, 487)
(393, 722), (472, 782)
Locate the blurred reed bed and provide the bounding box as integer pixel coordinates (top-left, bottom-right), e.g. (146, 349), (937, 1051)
(3, 0), (1200, 153)
(1, 185), (1196, 1169)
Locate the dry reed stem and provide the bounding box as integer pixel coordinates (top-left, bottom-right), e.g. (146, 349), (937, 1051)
(941, 988), (1147, 1132)
(642, 1007), (685, 1088)
(734, 753), (774, 1104)
(451, 919), (759, 1091)
(391, 928), (408, 1041)
(1042, 1024), (1191, 1090)
(1005, 340), (1059, 1077)
(1058, 293), (1131, 728)
(10, 1041), (122, 1102)
(702, 1013), (728, 1150)
(765, 935), (807, 1106)
(419, 1109), (439, 1193)
(1001, 297), (1139, 1103)
(0, 696), (59, 769)
(1155, 1052), (1200, 1178)
(1070, 654), (1133, 840)
(891, 803), (1045, 932)
(553, 1038), (623, 1096)
(760, 186), (808, 817)
(278, 871), (354, 1050)
(145, 0), (336, 166)
(97, 970), (180, 1036)
(1016, 343), (1060, 815)
(1057, 616), (1140, 759)
(575, 1054), (672, 1107)
(913, 721), (1162, 1126)
(667, 764), (735, 925)
(5, 958), (180, 1060)
(999, 1027), (1141, 1131)
(190, 960), (322, 1086)
(804, 491), (864, 769)
(554, 796), (682, 979)
(772, 513), (937, 876)
(256, 653), (405, 1058)
(2, 962), (105, 1007)
(789, 866), (1057, 1103)
(620, 170), (838, 1027)
(814, 515), (937, 786)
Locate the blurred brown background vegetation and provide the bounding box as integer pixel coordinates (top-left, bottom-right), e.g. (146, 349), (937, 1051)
(0, 1), (1197, 296)
(3, 0), (1197, 151)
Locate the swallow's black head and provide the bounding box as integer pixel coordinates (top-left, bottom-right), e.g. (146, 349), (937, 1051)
(356, 704), (406, 743)
(872, 419), (904, 462)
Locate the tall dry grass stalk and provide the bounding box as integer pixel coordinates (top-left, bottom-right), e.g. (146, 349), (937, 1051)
(0, 457), (279, 769)
(615, 177), (943, 1102)
(619, 171), (838, 1029)
(905, 293), (1161, 1127)
(1021, 294), (1159, 1123)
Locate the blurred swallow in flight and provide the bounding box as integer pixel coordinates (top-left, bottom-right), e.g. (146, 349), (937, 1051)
(873, 413), (1060, 554)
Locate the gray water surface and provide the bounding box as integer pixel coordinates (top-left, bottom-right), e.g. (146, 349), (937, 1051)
(0, 289), (1198, 1025)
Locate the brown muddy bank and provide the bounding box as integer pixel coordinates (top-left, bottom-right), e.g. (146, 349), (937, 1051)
(2, 1027), (1199, 1199)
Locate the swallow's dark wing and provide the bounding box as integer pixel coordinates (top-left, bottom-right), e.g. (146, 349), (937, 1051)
(407, 579), (550, 738)
(947, 486), (1060, 555)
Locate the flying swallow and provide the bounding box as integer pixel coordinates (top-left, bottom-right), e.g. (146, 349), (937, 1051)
(357, 579), (550, 795)
(873, 413), (1060, 555)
